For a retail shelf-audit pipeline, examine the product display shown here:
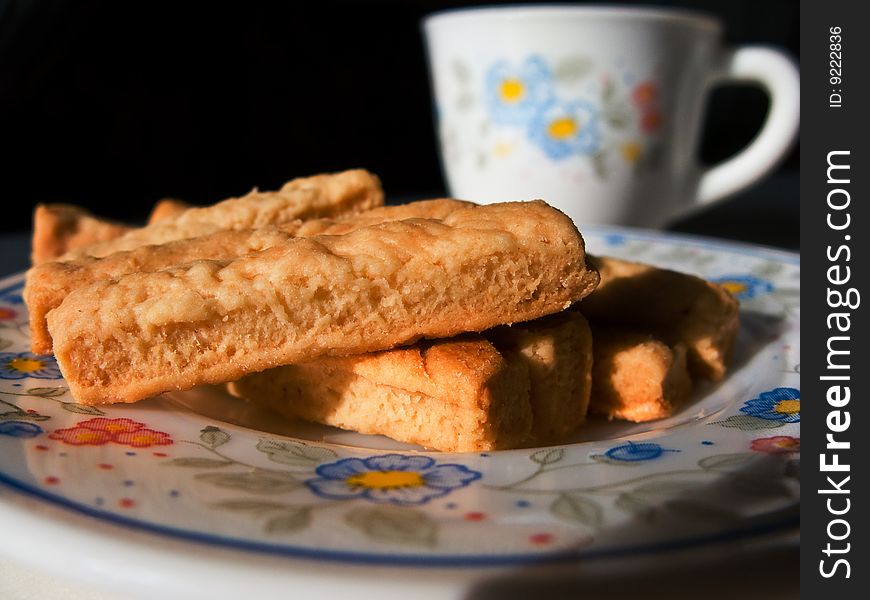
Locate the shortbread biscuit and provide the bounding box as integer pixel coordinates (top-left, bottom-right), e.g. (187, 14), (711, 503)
(31, 204), (133, 265)
(588, 326), (692, 422)
(228, 310), (591, 451)
(486, 311), (592, 441)
(48, 201), (598, 405)
(26, 199), (471, 354)
(148, 198), (191, 224)
(229, 335), (533, 452)
(60, 169), (384, 259)
(578, 255), (739, 380)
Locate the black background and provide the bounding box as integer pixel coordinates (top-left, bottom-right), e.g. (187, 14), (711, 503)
(0, 0), (798, 232)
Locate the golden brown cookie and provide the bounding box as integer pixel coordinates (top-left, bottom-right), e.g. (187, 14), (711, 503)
(588, 326), (692, 422)
(48, 200), (599, 405)
(147, 198), (191, 224)
(60, 169), (384, 260)
(229, 310), (592, 452)
(578, 255), (739, 380)
(25, 199), (471, 354)
(230, 335), (532, 452)
(31, 204), (132, 265)
(486, 311), (592, 442)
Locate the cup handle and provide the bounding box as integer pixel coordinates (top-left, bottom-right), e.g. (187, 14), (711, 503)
(694, 46), (800, 206)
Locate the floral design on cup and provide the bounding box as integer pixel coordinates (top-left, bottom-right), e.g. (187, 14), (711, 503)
(306, 453), (481, 506)
(480, 55), (662, 173)
(529, 99), (601, 159)
(485, 56), (554, 125)
(632, 81), (663, 134)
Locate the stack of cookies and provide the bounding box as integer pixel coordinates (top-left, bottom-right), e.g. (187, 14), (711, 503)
(24, 169), (738, 452)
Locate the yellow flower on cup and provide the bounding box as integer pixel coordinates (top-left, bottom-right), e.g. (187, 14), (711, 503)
(620, 142), (643, 164)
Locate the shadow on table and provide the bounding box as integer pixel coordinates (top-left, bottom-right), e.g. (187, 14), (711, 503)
(466, 541), (798, 600)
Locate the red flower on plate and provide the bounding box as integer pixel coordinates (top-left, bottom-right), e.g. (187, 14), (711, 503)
(49, 418), (173, 448)
(115, 428), (173, 448)
(49, 427), (114, 446)
(750, 436), (800, 454)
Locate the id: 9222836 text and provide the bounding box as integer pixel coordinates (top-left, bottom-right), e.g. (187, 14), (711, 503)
(829, 26), (843, 108)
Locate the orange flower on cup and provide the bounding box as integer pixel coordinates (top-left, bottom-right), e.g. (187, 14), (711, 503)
(640, 110), (663, 133)
(631, 81), (663, 133)
(49, 417), (173, 448)
(631, 81), (658, 107)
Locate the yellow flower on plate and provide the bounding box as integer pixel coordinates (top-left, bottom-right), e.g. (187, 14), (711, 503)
(347, 470), (425, 490)
(720, 281), (748, 296)
(774, 399), (800, 415)
(0, 351), (62, 380)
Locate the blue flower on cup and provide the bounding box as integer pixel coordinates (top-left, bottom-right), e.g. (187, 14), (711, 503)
(485, 56), (555, 125)
(739, 387), (800, 423)
(305, 454), (482, 506)
(604, 441), (676, 462)
(529, 99), (601, 159)
(711, 274), (774, 300)
(0, 421), (44, 438)
(0, 352), (62, 380)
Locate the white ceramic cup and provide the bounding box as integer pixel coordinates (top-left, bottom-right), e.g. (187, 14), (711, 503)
(423, 5), (800, 227)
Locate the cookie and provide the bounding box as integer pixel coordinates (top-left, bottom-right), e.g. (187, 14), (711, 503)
(48, 201), (599, 405)
(229, 335), (533, 452)
(579, 255), (739, 380)
(31, 204), (132, 265)
(60, 169), (383, 259)
(588, 326), (692, 422)
(25, 199), (471, 354)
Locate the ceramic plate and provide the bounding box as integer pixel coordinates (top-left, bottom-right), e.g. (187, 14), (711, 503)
(0, 228), (799, 570)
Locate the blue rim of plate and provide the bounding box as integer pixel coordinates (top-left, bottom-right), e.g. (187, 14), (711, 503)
(0, 226), (799, 567)
(0, 472), (798, 567)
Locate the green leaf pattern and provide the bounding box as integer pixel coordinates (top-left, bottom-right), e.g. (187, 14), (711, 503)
(346, 507), (437, 547)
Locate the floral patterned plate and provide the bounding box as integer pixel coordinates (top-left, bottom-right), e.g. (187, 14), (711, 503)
(0, 228), (799, 574)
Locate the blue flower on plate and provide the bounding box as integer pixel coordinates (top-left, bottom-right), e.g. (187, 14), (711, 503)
(0, 352), (63, 380)
(740, 387), (800, 423)
(529, 99), (601, 160)
(605, 441), (676, 462)
(711, 274), (774, 300)
(0, 421), (44, 438)
(0, 281), (24, 305)
(603, 233), (627, 247)
(305, 454), (482, 506)
(485, 56), (555, 126)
